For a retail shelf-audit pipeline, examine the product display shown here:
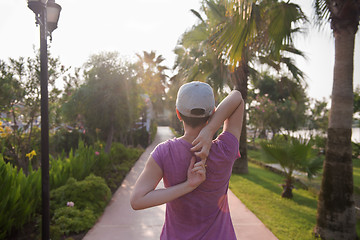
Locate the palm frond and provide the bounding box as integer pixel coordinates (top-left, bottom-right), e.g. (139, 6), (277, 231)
(258, 56), (281, 72)
(261, 135), (322, 180)
(205, 0), (227, 23)
(181, 24), (208, 48)
(190, 9), (206, 24)
(313, 0), (331, 26)
(268, 2), (307, 47)
(281, 44), (307, 59)
(279, 57), (306, 82)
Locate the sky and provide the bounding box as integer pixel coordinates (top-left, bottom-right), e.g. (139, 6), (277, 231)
(0, 0), (359, 101)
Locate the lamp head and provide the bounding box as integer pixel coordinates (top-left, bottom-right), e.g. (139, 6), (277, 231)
(28, 0), (48, 15)
(28, 0), (61, 33)
(46, 0), (62, 33)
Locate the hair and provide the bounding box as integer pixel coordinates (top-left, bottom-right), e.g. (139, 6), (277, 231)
(179, 112), (210, 128)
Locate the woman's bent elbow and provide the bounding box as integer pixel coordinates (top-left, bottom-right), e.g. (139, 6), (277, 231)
(130, 195), (145, 210)
(131, 203), (141, 211)
(130, 196), (140, 210)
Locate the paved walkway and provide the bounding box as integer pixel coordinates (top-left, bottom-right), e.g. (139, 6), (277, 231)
(83, 126), (278, 240)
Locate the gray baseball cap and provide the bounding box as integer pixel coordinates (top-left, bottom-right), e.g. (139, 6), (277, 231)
(176, 81), (215, 118)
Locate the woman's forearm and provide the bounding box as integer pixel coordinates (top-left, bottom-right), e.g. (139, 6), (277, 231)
(131, 181), (194, 210)
(206, 90), (243, 135)
(131, 156), (205, 210)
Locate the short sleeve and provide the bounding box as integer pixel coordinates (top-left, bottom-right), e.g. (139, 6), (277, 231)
(215, 131), (240, 159)
(151, 142), (166, 171)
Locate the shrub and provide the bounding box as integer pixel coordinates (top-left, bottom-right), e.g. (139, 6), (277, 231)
(3, 139), (142, 239)
(50, 141), (106, 189)
(352, 142), (360, 158)
(309, 135), (327, 154)
(149, 120), (157, 143)
(132, 127), (149, 148)
(109, 142), (142, 164)
(52, 207), (97, 236)
(50, 128), (91, 156)
(50, 175), (111, 215)
(109, 142), (129, 162)
(97, 142), (142, 192)
(50, 175), (111, 237)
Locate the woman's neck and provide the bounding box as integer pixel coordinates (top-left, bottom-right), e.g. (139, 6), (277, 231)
(179, 123), (204, 144)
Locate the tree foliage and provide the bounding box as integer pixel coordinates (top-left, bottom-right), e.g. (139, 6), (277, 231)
(171, 0), (308, 174)
(135, 51), (168, 116)
(0, 51), (69, 172)
(307, 98), (329, 133)
(62, 52), (143, 151)
(248, 73), (308, 138)
(354, 86), (360, 114)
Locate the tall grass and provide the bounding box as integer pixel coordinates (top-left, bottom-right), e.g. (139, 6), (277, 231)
(0, 156), (41, 239)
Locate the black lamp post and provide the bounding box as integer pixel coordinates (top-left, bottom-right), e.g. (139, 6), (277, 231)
(27, 0), (61, 239)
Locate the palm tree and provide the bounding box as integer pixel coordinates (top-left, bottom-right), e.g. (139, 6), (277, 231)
(173, 7), (232, 95)
(313, 1), (360, 239)
(171, 5), (235, 133)
(206, 0), (307, 173)
(260, 136), (323, 199)
(172, 0), (307, 173)
(136, 51), (169, 117)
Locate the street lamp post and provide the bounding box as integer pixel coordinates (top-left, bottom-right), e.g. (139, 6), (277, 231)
(27, 1), (61, 239)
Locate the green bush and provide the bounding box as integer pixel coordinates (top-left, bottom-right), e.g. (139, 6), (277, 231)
(0, 156), (41, 239)
(52, 207), (97, 236)
(352, 142), (360, 158)
(50, 175), (111, 237)
(309, 135), (327, 154)
(49, 141), (141, 190)
(50, 141), (108, 189)
(50, 175), (111, 215)
(97, 142), (142, 192)
(50, 128), (90, 156)
(109, 142), (129, 162)
(2, 139), (142, 239)
(109, 142), (142, 164)
(132, 127), (149, 148)
(149, 120), (157, 143)
(130, 120), (157, 148)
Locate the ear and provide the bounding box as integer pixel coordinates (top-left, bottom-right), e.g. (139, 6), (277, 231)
(210, 107), (216, 117)
(176, 109), (182, 120)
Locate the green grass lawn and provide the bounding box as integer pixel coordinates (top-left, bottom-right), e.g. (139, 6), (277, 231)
(243, 144), (360, 239)
(353, 158), (360, 194)
(248, 149), (360, 195)
(230, 159), (360, 239)
(230, 162), (319, 240)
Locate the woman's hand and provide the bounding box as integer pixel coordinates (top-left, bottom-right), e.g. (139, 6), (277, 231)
(190, 128), (213, 161)
(186, 156), (206, 189)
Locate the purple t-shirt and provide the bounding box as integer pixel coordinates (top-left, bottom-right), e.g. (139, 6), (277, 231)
(151, 131), (240, 240)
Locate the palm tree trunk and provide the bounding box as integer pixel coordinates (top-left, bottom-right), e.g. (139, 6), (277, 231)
(315, 27), (357, 240)
(232, 61), (248, 174)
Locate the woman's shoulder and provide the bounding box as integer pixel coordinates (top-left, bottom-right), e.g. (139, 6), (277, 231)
(215, 131), (238, 144)
(152, 137), (181, 155)
(211, 131), (240, 159)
